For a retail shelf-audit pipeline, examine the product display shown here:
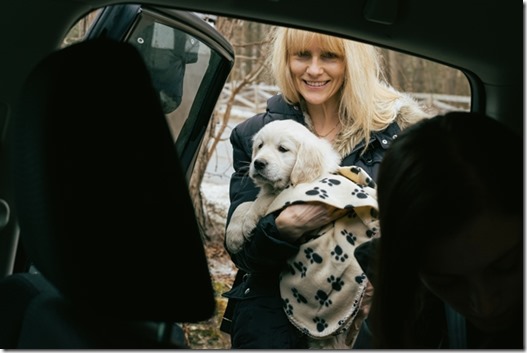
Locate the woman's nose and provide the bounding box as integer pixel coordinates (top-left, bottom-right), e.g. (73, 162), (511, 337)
(306, 58), (323, 75)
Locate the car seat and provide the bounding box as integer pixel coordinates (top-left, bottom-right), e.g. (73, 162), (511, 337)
(0, 37), (215, 348)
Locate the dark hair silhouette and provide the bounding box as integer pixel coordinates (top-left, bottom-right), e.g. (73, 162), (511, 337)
(370, 111), (523, 348)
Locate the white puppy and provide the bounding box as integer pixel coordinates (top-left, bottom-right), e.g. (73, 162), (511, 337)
(226, 119), (341, 254)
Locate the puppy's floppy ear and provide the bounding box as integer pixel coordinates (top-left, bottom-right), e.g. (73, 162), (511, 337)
(290, 135), (340, 186)
(251, 134), (262, 159)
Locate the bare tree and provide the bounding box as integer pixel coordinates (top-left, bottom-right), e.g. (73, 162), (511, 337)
(64, 13), (470, 244)
(189, 19), (272, 243)
(381, 48), (470, 96)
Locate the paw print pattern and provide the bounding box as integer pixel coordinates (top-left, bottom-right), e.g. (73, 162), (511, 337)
(283, 298), (294, 316)
(351, 306), (359, 317)
(315, 289), (332, 307)
(350, 299), (360, 317)
(282, 200), (309, 209)
(304, 247), (323, 264)
(351, 187), (368, 199)
(355, 273), (366, 284)
(331, 245), (349, 262)
(327, 275), (344, 291)
(292, 288), (308, 304)
(293, 261), (307, 277)
(305, 186), (329, 199)
(284, 263), (295, 276)
(349, 166), (362, 175)
(341, 208), (358, 220)
(320, 178), (341, 187)
(366, 227), (378, 238)
(340, 228), (357, 245)
(313, 317), (329, 333)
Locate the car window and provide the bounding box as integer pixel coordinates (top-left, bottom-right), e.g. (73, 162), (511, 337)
(128, 21), (199, 115)
(63, 11), (472, 349)
(64, 6), (234, 177)
(127, 12), (234, 173)
(128, 18), (207, 139)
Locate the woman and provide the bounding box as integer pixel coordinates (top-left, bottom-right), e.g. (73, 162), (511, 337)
(370, 112), (523, 348)
(220, 27), (431, 348)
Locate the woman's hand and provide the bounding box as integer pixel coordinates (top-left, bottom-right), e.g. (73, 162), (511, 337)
(275, 202), (347, 243)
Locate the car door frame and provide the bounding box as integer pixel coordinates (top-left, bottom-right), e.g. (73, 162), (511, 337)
(85, 4), (235, 180)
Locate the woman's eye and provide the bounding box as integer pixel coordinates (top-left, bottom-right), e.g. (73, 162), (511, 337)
(322, 52), (339, 59)
(295, 51), (310, 58)
(278, 145), (289, 153)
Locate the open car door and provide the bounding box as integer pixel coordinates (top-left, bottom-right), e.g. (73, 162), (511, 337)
(0, 4), (235, 349)
(86, 4), (235, 180)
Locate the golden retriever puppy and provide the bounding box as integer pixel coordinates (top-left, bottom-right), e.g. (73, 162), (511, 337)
(226, 119), (341, 254)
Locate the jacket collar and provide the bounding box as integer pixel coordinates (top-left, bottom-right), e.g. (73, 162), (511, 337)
(267, 94), (408, 155)
(266, 94), (304, 118)
(351, 120), (402, 154)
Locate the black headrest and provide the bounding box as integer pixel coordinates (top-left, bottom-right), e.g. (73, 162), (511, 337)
(11, 38), (215, 322)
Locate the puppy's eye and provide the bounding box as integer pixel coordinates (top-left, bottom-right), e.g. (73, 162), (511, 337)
(278, 145), (289, 153)
(257, 142), (263, 150)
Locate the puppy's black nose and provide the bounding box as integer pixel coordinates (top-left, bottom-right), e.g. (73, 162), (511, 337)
(253, 159), (267, 171)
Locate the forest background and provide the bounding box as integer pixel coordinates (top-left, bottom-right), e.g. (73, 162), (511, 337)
(66, 12), (470, 349)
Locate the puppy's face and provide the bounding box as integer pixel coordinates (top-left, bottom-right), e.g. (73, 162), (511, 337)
(249, 126), (300, 193)
(249, 120), (341, 193)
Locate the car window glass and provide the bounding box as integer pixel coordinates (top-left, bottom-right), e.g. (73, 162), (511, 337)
(64, 12), (471, 177)
(127, 16), (213, 141)
(64, 10), (222, 145)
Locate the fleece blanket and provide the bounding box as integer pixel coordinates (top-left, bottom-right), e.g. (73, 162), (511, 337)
(266, 166), (380, 340)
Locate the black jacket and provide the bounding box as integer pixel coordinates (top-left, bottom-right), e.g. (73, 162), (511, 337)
(221, 94), (401, 347)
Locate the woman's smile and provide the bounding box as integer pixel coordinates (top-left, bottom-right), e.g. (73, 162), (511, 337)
(289, 39), (345, 106)
(303, 80), (330, 87)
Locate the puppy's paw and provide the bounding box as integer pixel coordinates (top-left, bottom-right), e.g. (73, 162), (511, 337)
(241, 215), (258, 240)
(225, 227), (245, 254)
(240, 195), (271, 238)
(225, 201), (253, 254)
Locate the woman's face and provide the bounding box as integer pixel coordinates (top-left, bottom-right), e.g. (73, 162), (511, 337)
(288, 37), (345, 107)
(419, 212), (523, 333)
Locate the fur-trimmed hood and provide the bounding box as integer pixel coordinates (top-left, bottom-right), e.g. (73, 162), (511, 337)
(300, 92), (432, 157)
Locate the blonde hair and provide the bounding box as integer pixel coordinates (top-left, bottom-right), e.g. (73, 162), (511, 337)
(269, 27), (425, 154)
